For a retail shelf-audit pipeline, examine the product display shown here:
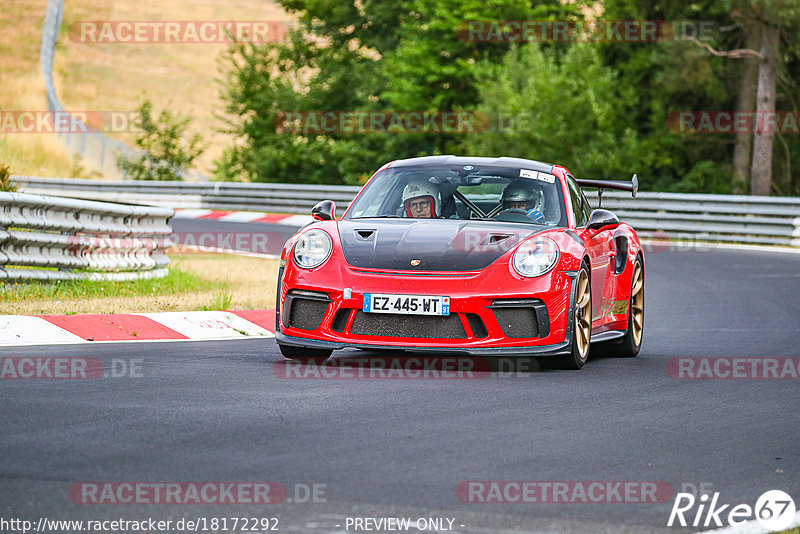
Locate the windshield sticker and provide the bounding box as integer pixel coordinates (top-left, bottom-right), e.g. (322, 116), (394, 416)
(520, 169), (556, 183)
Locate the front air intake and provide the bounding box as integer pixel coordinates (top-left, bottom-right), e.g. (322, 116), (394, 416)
(350, 312), (466, 339)
(283, 290), (331, 330)
(489, 299), (549, 339)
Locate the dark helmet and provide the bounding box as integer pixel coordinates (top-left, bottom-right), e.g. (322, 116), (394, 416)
(501, 180), (544, 211)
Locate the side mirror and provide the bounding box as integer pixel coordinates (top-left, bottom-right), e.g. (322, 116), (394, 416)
(586, 209), (620, 232)
(311, 200), (336, 221)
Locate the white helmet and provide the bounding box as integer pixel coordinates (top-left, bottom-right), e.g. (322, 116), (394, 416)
(402, 179), (441, 217)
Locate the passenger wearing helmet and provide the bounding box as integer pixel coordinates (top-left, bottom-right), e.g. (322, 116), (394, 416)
(500, 179), (545, 222)
(402, 179), (441, 218)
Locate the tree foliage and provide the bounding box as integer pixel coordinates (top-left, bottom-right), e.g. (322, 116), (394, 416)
(600, 0), (800, 194)
(0, 163), (16, 192)
(117, 100), (205, 181)
(216, 0), (582, 185)
(462, 44), (643, 180)
(217, 0), (800, 194)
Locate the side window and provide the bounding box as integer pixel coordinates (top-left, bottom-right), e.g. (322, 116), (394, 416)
(580, 191), (592, 223)
(566, 175), (587, 227)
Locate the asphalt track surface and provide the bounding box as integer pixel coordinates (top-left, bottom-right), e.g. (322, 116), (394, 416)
(2, 224), (799, 533)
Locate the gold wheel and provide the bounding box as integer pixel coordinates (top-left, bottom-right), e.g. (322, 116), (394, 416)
(574, 268), (592, 361)
(630, 261), (644, 346)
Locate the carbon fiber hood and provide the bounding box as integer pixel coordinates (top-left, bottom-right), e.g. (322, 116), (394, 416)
(338, 219), (544, 271)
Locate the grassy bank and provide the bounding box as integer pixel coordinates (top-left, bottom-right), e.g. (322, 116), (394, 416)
(0, 253), (280, 314)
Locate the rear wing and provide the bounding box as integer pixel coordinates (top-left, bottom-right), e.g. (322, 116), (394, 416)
(576, 174), (638, 207)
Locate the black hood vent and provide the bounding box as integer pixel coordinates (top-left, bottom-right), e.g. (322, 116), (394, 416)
(355, 229), (375, 240)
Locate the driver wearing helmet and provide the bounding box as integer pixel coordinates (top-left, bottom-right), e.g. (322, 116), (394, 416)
(501, 179), (546, 222)
(402, 179), (441, 218)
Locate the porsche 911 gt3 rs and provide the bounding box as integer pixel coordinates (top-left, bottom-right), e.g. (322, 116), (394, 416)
(275, 155), (644, 369)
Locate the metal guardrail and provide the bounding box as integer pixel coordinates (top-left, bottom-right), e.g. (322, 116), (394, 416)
(10, 176), (800, 247)
(12, 176), (361, 214)
(0, 192), (174, 281)
(586, 191), (800, 247)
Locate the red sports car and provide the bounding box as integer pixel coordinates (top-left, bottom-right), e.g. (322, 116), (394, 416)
(275, 156), (643, 369)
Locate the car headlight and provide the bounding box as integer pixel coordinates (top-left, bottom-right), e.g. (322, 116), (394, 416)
(293, 229), (332, 269)
(512, 237), (559, 277)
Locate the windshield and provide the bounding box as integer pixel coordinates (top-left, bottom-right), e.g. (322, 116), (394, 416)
(345, 164), (568, 226)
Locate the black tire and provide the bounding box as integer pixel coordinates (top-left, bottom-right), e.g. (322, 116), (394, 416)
(592, 256), (644, 358)
(554, 263), (592, 370)
(278, 344), (332, 361)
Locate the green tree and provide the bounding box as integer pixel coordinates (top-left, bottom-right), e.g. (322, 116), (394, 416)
(0, 164), (17, 192)
(216, 0), (582, 185)
(600, 0), (800, 194)
(462, 43), (643, 179)
(117, 100), (205, 181)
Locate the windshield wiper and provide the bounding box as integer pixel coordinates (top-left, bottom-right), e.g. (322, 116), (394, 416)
(350, 215), (400, 219)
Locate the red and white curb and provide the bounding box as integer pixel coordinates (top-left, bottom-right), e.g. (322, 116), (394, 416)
(0, 309), (276, 346)
(173, 209), (312, 226)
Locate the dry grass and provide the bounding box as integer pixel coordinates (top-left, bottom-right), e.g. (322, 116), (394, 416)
(169, 252), (281, 310)
(0, 71), (90, 179)
(0, 253), (280, 315)
(55, 0), (292, 177)
(1, 0), (292, 178)
(0, 1), (77, 177)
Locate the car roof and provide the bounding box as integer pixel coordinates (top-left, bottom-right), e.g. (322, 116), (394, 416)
(388, 155), (556, 174)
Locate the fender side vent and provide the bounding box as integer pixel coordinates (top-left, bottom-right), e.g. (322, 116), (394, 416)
(614, 235), (628, 274)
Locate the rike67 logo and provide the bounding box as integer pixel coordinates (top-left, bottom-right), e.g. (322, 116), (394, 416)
(668, 489), (796, 530)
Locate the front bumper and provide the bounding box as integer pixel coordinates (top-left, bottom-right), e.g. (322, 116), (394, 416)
(277, 257), (579, 356)
(275, 331), (572, 357)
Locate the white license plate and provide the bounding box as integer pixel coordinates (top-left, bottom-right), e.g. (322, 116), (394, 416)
(363, 293), (450, 316)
